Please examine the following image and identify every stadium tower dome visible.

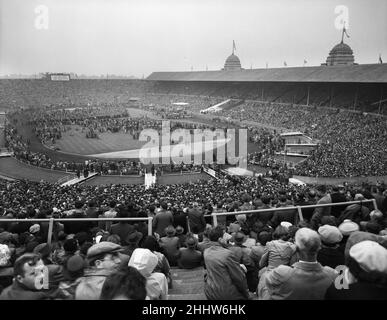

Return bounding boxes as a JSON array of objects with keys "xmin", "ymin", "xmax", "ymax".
[
  {"xmin": 325, "ymin": 25, "xmax": 355, "ymax": 66},
  {"xmin": 223, "ymin": 41, "xmax": 243, "ymax": 71}
]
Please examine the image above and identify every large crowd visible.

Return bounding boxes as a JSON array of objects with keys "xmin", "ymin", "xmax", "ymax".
[
  {"xmin": 0, "ymin": 175, "xmax": 386, "ymax": 300},
  {"xmin": 217, "ymin": 101, "xmax": 387, "ymax": 177}
]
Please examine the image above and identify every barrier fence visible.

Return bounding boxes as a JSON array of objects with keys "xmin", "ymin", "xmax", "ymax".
[
  {"xmin": 209, "ymin": 199, "xmax": 378, "ymax": 227},
  {"xmin": 0, "ymin": 217, "xmax": 153, "ymax": 245},
  {"xmin": 0, "ymin": 199, "xmax": 378, "ymax": 246}
]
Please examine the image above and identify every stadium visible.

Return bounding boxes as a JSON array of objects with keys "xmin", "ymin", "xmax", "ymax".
[{"xmin": 0, "ymin": 2, "xmax": 387, "ymax": 303}]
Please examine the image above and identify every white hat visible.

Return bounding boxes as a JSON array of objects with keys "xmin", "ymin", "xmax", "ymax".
[
  {"xmin": 280, "ymin": 221, "xmax": 293, "ymax": 229},
  {"xmin": 318, "ymin": 225, "xmax": 343, "ymax": 244},
  {"xmin": 128, "ymin": 248, "xmax": 158, "ymax": 278},
  {"xmin": 339, "ymin": 220, "xmax": 359, "ymax": 236},
  {"xmin": 349, "ymin": 240, "xmax": 387, "ymax": 274}
]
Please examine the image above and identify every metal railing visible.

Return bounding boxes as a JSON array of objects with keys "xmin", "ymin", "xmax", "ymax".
[
  {"xmin": 0, "ymin": 199, "xmax": 378, "ymax": 245},
  {"xmin": 210, "ymin": 199, "xmax": 378, "ymax": 227},
  {"xmin": 0, "ymin": 217, "xmax": 153, "ymax": 245}
]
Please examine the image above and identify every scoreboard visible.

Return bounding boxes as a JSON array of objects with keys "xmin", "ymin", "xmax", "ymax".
[{"xmin": 50, "ymin": 74, "xmax": 70, "ymax": 81}]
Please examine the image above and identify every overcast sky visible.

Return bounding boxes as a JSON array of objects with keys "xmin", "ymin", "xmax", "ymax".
[{"xmin": 0, "ymin": 0, "xmax": 386, "ymax": 77}]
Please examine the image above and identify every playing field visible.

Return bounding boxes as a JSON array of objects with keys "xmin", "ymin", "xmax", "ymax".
[{"xmin": 53, "ymin": 126, "xmax": 146, "ymax": 155}]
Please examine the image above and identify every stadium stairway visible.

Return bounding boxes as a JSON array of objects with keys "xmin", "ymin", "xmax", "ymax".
[
  {"xmin": 168, "ymin": 267, "xmax": 207, "ymax": 300},
  {"xmin": 60, "ymin": 172, "xmax": 98, "ymax": 186},
  {"xmin": 144, "ymin": 172, "xmax": 156, "ymax": 189}
]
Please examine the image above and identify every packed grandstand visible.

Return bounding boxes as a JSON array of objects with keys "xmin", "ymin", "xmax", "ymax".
[{"xmin": 1, "ymin": 36, "xmax": 387, "ymax": 300}]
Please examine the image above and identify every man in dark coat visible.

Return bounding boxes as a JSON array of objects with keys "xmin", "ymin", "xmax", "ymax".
[{"xmin": 187, "ymin": 202, "xmax": 206, "ymax": 234}]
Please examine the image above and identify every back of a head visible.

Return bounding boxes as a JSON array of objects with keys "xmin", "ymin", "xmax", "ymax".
[
  {"xmin": 316, "ymin": 185, "xmax": 327, "ymax": 194},
  {"xmin": 279, "ymin": 195, "xmax": 287, "ymax": 203},
  {"xmin": 295, "ymin": 228, "xmax": 321, "ymax": 256},
  {"xmin": 74, "ymin": 201, "xmax": 84, "ymax": 210},
  {"xmin": 100, "ymin": 265, "xmax": 147, "ymax": 300},
  {"xmin": 208, "ymin": 226, "xmax": 224, "ymax": 242},
  {"xmin": 273, "ymin": 225, "xmax": 289, "ymax": 240},
  {"xmin": 128, "ymin": 248, "xmax": 158, "ymax": 278},
  {"xmin": 261, "ymin": 196, "xmax": 271, "ymax": 205},
  {"xmin": 141, "ymin": 236, "xmax": 160, "ymax": 252},
  {"xmin": 258, "ymin": 231, "xmax": 272, "ymax": 246}
]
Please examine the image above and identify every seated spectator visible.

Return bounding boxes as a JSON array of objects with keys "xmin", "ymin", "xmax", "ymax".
[
  {"xmin": 60, "ymin": 238, "xmax": 79, "ymax": 265},
  {"xmin": 141, "ymin": 236, "xmax": 172, "ymax": 289},
  {"xmin": 58, "ymin": 254, "xmax": 86, "ymax": 299},
  {"xmin": 0, "ymin": 253, "xmax": 60, "ymax": 300},
  {"xmin": 250, "ymin": 231, "xmax": 272, "ymax": 271},
  {"xmin": 360, "ymin": 210, "xmax": 385, "ymax": 234},
  {"xmin": 317, "ymin": 225, "xmax": 345, "ymax": 268},
  {"xmin": 338, "ymin": 220, "xmax": 360, "ymax": 252},
  {"xmin": 123, "ymin": 231, "xmax": 143, "ymax": 257},
  {"xmin": 100, "ymin": 265, "xmax": 147, "ymax": 300},
  {"xmin": 177, "ymin": 237, "xmax": 203, "ymax": 269},
  {"xmin": 0, "ymin": 244, "xmax": 14, "ymax": 293},
  {"xmin": 128, "ymin": 248, "xmax": 168, "ymax": 300},
  {"xmin": 175, "ymin": 226, "xmax": 186, "ymax": 248},
  {"xmin": 262, "ymin": 228, "xmax": 337, "ymax": 300},
  {"xmin": 75, "ymin": 242, "xmax": 122, "ymax": 299},
  {"xmin": 259, "ymin": 225, "xmax": 297, "ymax": 271},
  {"xmin": 325, "ymin": 240, "xmax": 387, "ymax": 299},
  {"xmin": 159, "ymin": 226, "xmax": 180, "ymax": 266}
]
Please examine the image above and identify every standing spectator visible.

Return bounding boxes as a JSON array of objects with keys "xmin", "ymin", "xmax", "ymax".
[
  {"xmin": 330, "ymin": 186, "xmax": 348, "ymax": 218},
  {"xmin": 188, "ymin": 202, "xmax": 206, "ymax": 234},
  {"xmin": 110, "ymin": 209, "xmax": 135, "ymax": 246},
  {"xmin": 269, "ymin": 195, "xmax": 297, "ymax": 228},
  {"xmin": 203, "ymin": 226, "xmax": 249, "ymax": 300},
  {"xmin": 310, "ymin": 185, "xmax": 332, "ymax": 230},
  {"xmin": 152, "ymin": 203, "xmax": 173, "ymax": 237}
]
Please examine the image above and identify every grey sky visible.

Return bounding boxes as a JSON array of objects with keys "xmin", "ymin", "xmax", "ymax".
[{"xmin": 0, "ymin": 0, "xmax": 386, "ymax": 77}]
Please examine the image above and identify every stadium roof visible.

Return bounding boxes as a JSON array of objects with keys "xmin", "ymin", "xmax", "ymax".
[{"xmin": 147, "ymin": 63, "xmax": 387, "ymax": 83}]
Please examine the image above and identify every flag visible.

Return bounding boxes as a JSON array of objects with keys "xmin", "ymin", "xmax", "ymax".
[
  {"xmin": 284, "ymin": 61, "xmax": 287, "ymax": 66},
  {"xmin": 379, "ymin": 54, "xmax": 383, "ymax": 64},
  {"xmin": 303, "ymin": 59, "xmax": 307, "ymax": 65},
  {"xmin": 343, "ymin": 23, "xmax": 350, "ymax": 38}
]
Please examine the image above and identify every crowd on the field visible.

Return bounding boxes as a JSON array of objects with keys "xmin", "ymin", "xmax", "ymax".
[{"xmin": 0, "ymin": 175, "xmax": 386, "ymax": 300}]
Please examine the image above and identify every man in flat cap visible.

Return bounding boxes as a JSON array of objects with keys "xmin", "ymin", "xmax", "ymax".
[
  {"xmin": 75, "ymin": 242, "xmax": 122, "ymax": 300},
  {"xmin": 325, "ymin": 239, "xmax": 387, "ymax": 299}
]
